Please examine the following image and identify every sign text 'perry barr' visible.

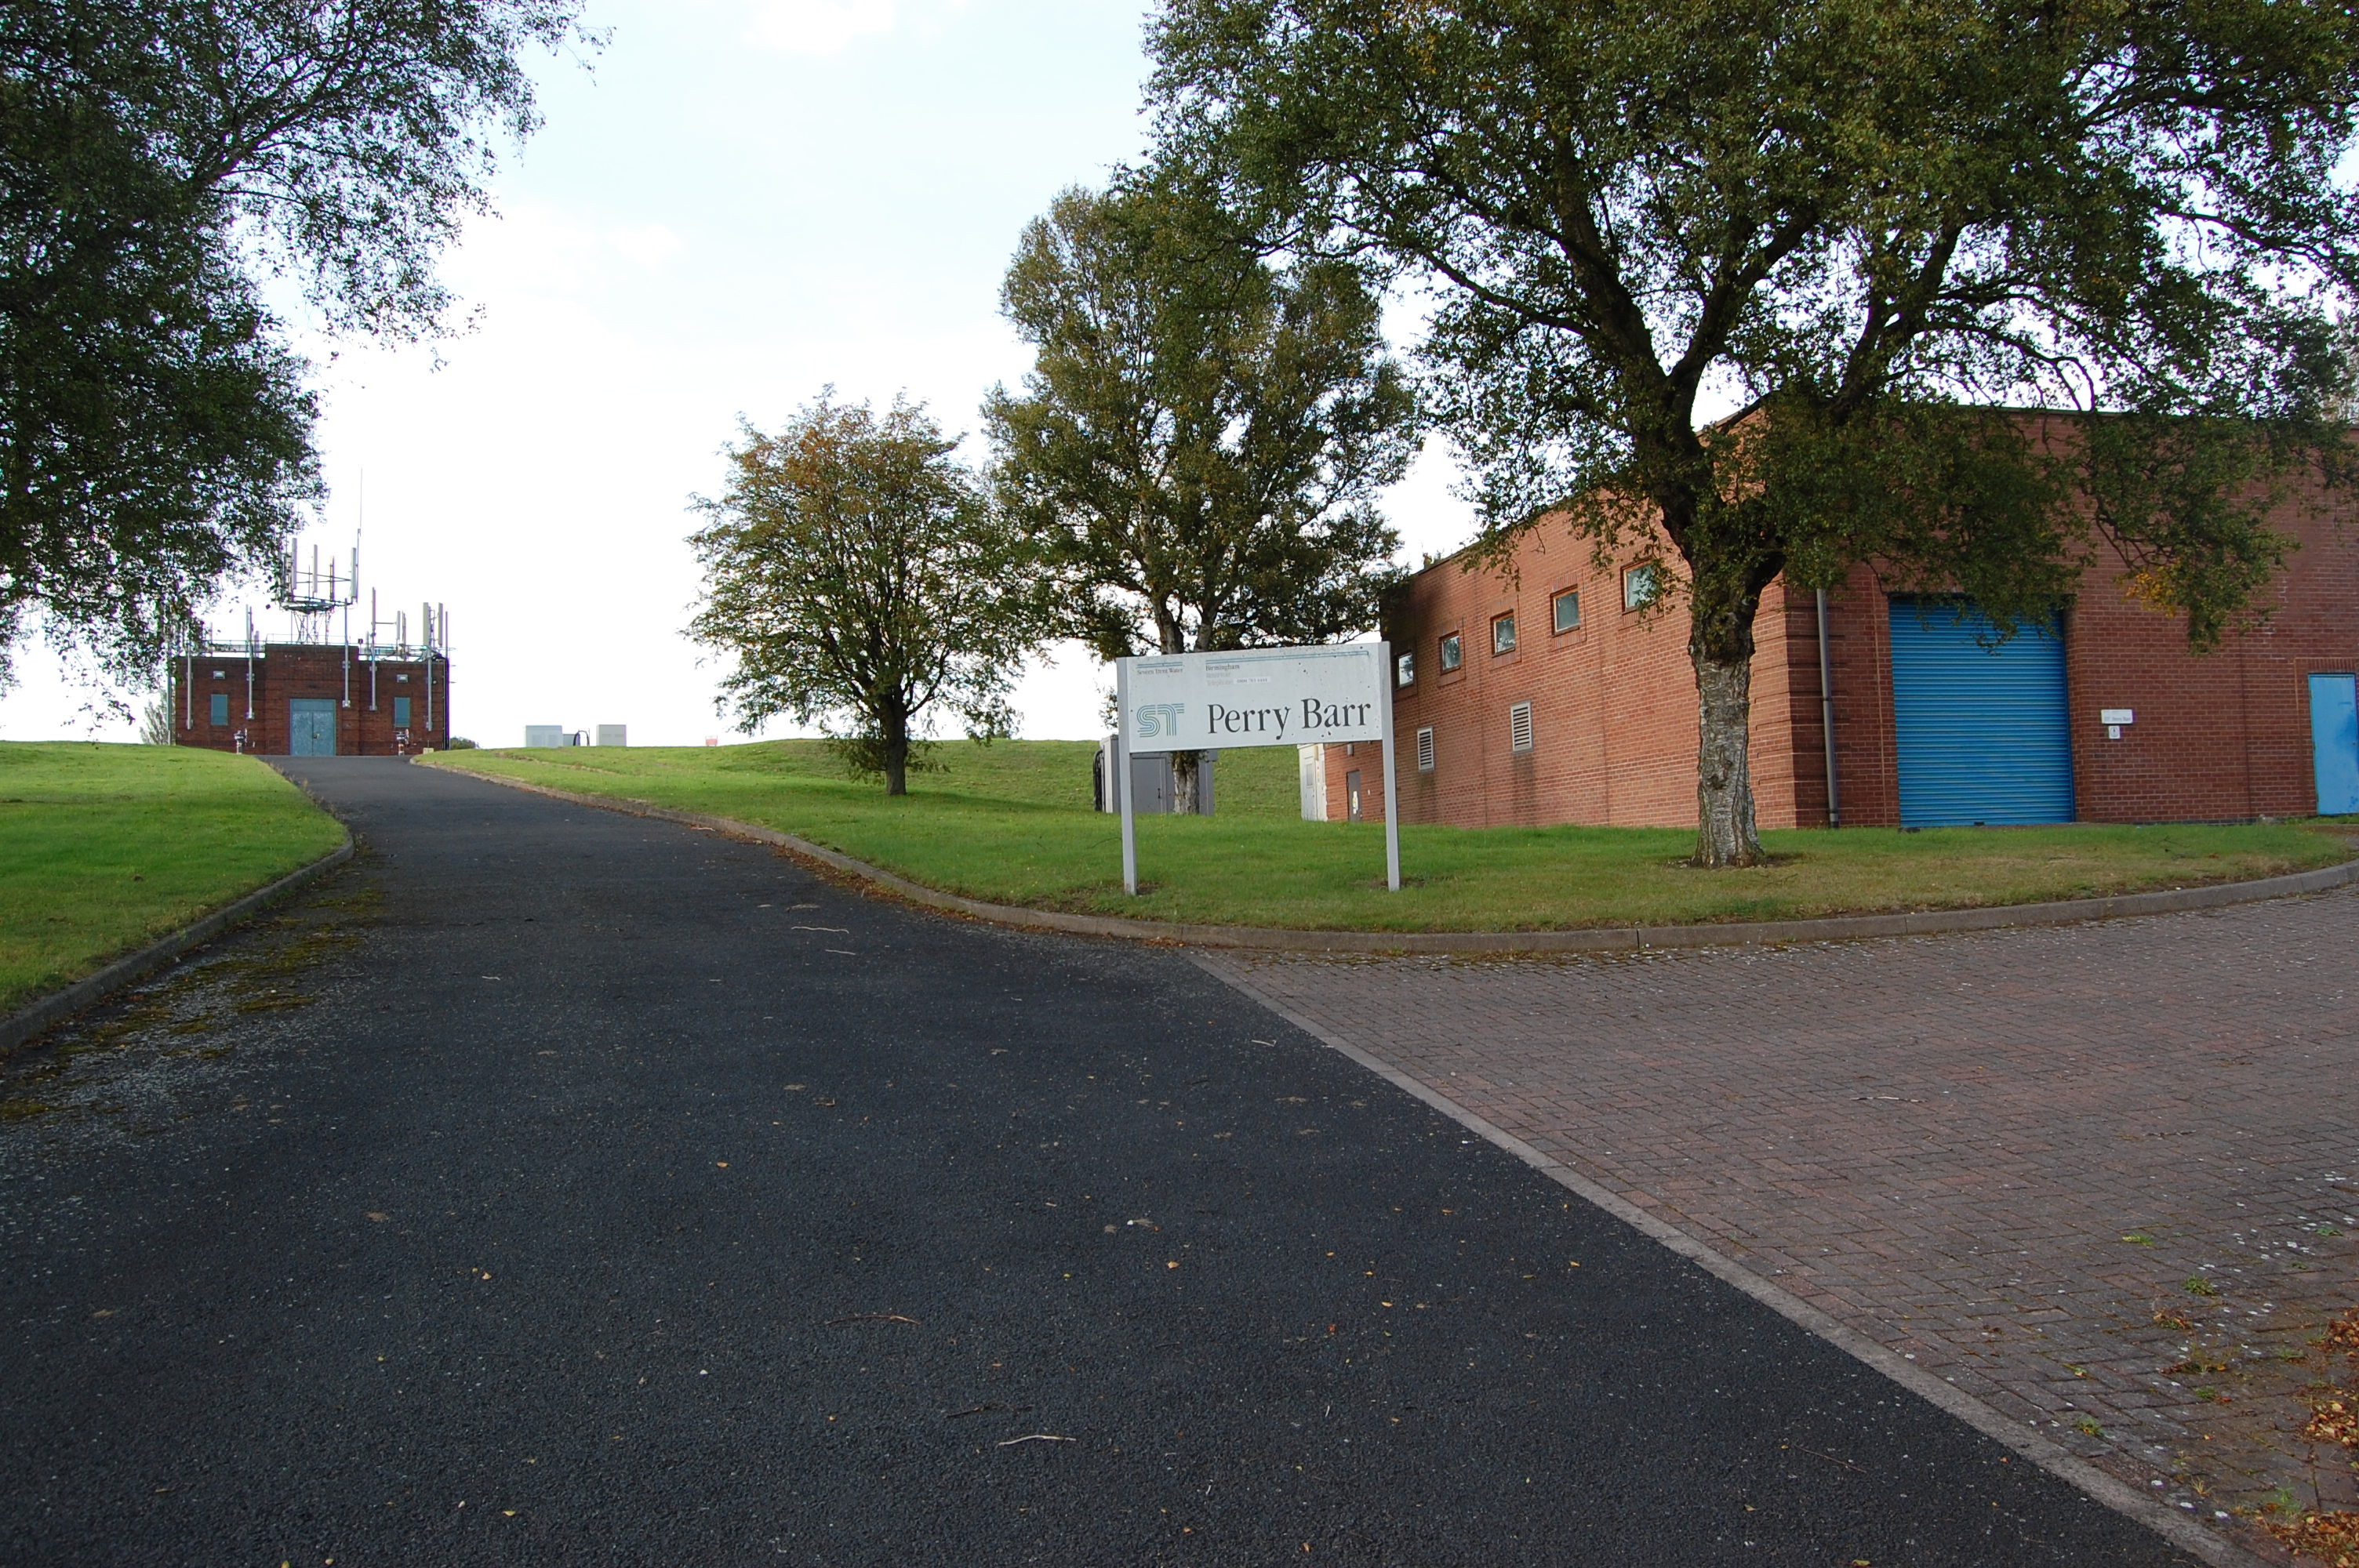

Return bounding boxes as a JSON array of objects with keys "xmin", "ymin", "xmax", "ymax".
[{"xmin": 1122, "ymin": 644, "xmax": 1385, "ymax": 752}]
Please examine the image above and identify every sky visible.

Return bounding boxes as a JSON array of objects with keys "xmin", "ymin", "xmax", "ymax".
[{"xmin": 0, "ymin": 0, "xmax": 1479, "ymax": 747}]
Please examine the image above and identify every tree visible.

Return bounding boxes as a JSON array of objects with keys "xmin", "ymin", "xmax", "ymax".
[
  {"xmin": 984, "ymin": 172, "xmax": 1419, "ymax": 811},
  {"xmin": 1150, "ymin": 0, "xmax": 2359, "ymax": 864},
  {"xmin": 0, "ymin": 0, "xmax": 592, "ymax": 688},
  {"xmin": 689, "ymin": 395, "xmax": 1052, "ymax": 797}
]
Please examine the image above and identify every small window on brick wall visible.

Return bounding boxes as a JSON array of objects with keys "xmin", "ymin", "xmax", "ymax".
[
  {"xmin": 1623, "ymin": 562, "xmax": 1662, "ymax": 611},
  {"xmin": 1396, "ymin": 651, "xmax": 1415, "ymax": 688},
  {"xmin": 1492, "ymin": 612, "xmax": 1517, "ymax": 654},
  {"xmin": 1416, "ymin": 726, "xmax": 1435, "ymax": 771},
  {"xmin": 1553, "ymin": 589, "xmax": 1580, "ymax": 633},
  {"xmin": 1510, "ymin": 701, "xmax": 1534, "ymax": 753},
  {"xmin": 1438, "ymin": 631, "xmax": 1462, "ymax": 672}
]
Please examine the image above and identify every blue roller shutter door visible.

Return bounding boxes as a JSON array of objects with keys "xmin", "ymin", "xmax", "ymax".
[{"xmin": 1888, "ymin": 597, "xmax": 2074, "ymax": 826}]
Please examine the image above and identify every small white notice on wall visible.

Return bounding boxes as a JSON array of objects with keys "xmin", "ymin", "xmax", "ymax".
[{"xmin": 2100, "ymin": 709, "xmax": 2135, "ymax": 726}]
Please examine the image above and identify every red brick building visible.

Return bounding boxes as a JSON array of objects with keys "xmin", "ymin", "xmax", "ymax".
[
  {"xmin": 1331, "ymin": 452, "xmax": 2359, "ymax": 829},
  {"xmin": 169, "ymin": 642, "xmax": 451, "ymax": 756}
]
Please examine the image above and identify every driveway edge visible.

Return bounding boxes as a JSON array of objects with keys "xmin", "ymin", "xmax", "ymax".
[
  {"xmin": 1196, "ymin": 953, "xmax": 2272, "ymax": 1568},
  {"xmin": 431, "ymin": 764, "xmax": 2359, "ymax": 953},
  {"xmin": 0, "ymin": 837, "xmax": 354, "ymax": 1057}
]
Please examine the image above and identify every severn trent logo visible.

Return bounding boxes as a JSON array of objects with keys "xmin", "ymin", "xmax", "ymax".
[{"xmin": 1134, "ymin": 702, "xmax": 1186, "ymax": 739}]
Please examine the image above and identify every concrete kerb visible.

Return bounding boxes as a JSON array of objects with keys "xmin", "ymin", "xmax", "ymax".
[
  {"xmin": 434, "ymin": 764, "xmax": 2359, "ymax": 955},
  {"xmin": 0, "ymin": 837, "xmax": 354, "ymax": 1058},
  {"xmin": 1198, "ymin": 955, "xmax": 2274, "ymax": 1568}
]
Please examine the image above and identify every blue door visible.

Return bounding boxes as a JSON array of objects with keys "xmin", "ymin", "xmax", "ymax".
[
  {"xmin": 288, "ymin": 699, "xmax": 337, "ymax": 757},
  {"xmin": 1888, "ymin": 597, "xmax": 2074, "ymax": 826},
  {"xmin": 2311, "ymin": 673, "xmax": 2359, "ymax": 815}
]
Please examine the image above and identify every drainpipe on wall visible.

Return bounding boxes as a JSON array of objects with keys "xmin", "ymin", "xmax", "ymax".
[{"xmin": 1816, "ymin": 588, "xmax": 1841, "ymax": 828}]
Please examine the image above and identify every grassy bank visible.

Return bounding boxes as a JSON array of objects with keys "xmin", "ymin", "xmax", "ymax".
[
  {"xmin": 423, "ymin": 739, "xmax": 2353, "ymax": 932},
  {"xmin": 0, "ymin": 743, "xmax": 348, "ymax": 1012}
]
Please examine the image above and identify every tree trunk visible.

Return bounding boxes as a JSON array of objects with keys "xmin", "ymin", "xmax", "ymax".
[
  {"xmin": 881, "ymin": 705, "xmax": 910, "ymax": 797},
  {"xmin": 1156, "ymin": 612, "xmax": 1206, "ymax": 815},
  {"xmin": 1171, "ymin": 749, "xmax": 1203, "ymax": 815},
  {"xmin": 1690, "ymin": 588, "xmax": 1766, "ymax": 868}
]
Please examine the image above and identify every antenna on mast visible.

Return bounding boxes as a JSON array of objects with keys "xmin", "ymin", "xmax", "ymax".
[{"xmin": 278, "ymin": 512, "xmax": 358, "ymax": 642}]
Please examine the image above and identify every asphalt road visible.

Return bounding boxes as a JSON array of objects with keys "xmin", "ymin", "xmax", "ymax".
[{"xmin": 0, "ymin": 757, "xmax": 2200, "ymax": 1566}]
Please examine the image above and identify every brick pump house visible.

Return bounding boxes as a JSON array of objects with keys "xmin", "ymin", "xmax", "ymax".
[
  {"xmin": 1325, "ymin": 430, "xmax": 2359, "ymax": 830},
  {"xmin": 170, "ymin": 630, "xmax": 449, "ymax": 757}
]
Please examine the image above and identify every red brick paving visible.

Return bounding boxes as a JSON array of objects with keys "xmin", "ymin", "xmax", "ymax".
[{"xmin": 1205, "ymin": 889, "xmax": 2359, "ymax": 1557}]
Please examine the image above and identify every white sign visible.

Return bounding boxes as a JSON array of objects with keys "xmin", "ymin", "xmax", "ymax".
[
  {"xmin": 1120, "ymin": 644, "xmax": 1386, "ymax": 753},
  {"xmin": 2099, "ymin": 709, "xmax": 2135, "ymax": 726},
  {"xmin": 1112, "ymin": 641, "xmax": 1400, "ymax": 895}
]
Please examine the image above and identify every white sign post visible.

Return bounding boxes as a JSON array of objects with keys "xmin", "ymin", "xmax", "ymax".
[{"xmin": 1115, "ymin": 641, "xmax": 1398, "ymax": 895}]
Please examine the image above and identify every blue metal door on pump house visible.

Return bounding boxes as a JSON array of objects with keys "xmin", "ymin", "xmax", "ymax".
[
  {"xmin": 2311, "ymin": 673, "xmax": 2359, "ymax": 815},
  {"xmin": 288, "ymin": 699, "xmax": 337, "ymax": 757}
]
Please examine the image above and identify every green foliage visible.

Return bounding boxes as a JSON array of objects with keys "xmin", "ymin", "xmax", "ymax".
[
  {"xmin": 0, "ymin": 31, "xmax": 316, "ymax": 688},
  {"xmin": 985, "ymin": 171, "xmax": 1419, "ymax": 662},
  {"xmin": 0, "ymin": 742, "xmax": 345, "ymax": 1011},
  {"xmin": 688, "ymin": 395, "xmax": 1055, "ymax": 796},
  {"xmin": 0, "ymin": 0, "xmax": 592, "ymax": 687},
  {"xmin": 428, "ymin": 741, "xmax": 2351, "ymax": 933},
  {"xmin": 1149, "ymin": 0, "xmax": 2359, "ymax": 862}
]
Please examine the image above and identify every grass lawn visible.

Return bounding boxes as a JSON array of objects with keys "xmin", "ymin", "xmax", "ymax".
[
  {"xmin": 423, "ymin": 739, "xmax": 2355, "ymax": 932},
  {"xmin": 0, "ymin": 743, "xmax": 348, "ymax": 1013}
]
